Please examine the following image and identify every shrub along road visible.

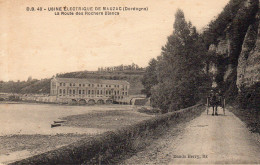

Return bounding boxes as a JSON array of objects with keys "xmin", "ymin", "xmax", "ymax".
[{"xmin": 122, "ymin": 108, "xmax": 260, "ymax": 164}]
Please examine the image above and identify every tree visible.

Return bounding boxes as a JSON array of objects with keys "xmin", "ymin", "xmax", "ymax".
[
  {"xmin": 151, "ymin": 9, "xmax": 208, "ymax": 111},
  {"xmin": 27, "ymin": 76, "xmax": 32, "ymax": 82},
  {"xmin": 142, "ymin": 58, "xmax": 158, "ymax": 97}
]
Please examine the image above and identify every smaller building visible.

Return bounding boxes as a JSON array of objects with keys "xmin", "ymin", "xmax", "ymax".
[{"xmin": 50, "ymin": 77, "xmax": 130, "ymax": 104}]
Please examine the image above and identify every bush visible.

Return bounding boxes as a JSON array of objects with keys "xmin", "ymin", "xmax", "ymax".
[
  {"xmin": 137, "ymin": 107, "xmax": 161, "ymax": 115},
  {"xmin": 234, "ymin": 83, "xmax": 260, "ymax": 133},
  {"xmin": 237, "ymin": 82, "xmax": 260, "ymax": 110},
  {"xmin": 134, "ymin": 99, "xmax": 148, "ymax": 106},
  {"xmin": 8, "ymin": 95, "xmax": 20, "ymax": 101}
]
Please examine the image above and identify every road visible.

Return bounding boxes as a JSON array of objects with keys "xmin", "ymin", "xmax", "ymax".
[{"xmin": 122, "ymin": 107, "xmax": 260, "ymax": 164}]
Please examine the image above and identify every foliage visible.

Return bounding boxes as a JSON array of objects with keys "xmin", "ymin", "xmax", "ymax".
[
  {"xmin": 202, "ymin": 0, "xmax": 246, "ymax": 47},
  {"xmin": 237, "ymin": 82, "xmax": 260, "ymax": 110},
  {"xmin": 235, "ymin": 83, "xmax": 260, "ymax": 133},
  {"xmin": 137, "ymin": 107, "xmax": 161, "ymax": 115},
  {"xmin": 0, "ymin": 79, "xmax": 50, "ymax": 94},
  {"xmin": 141, "ymin": 58, "xmax": 158, "ymax": 97},
  {"xmin": 149, "ymin": 9, "xmax": 209, "ymax": 112},
  {"xmin": 228, "ymin": 0, "xmax": 259, "ymax": 66},
  {"xmin": 8, "ymin": 95, "xmax": 20, "ymax": 101},
  {"xmin": 98, "ymin": 63, "xmax": 145, "ymax": 72}
]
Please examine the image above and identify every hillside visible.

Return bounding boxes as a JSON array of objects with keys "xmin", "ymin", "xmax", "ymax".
[
  {"xmin": 0, "ymin": 79, "xmax": 51, "ymax": 94},
  {"xmin": 204, "ymin": 0, "xmax": 259, "ymax": 103},
  {"xmin": 0, "ymin": 70, "xmax": 145, "ymax": 95}
]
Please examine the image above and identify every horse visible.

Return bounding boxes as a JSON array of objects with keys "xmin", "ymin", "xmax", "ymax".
[
  {"xmin": 211, "ymin": 95, "xmax": 219, "ymax": 116},
  {"xmin": 207, "ymin": 94, "xmax": 225, "ymax": 116}
]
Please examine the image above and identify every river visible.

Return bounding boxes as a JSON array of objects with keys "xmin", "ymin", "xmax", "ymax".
[{"xmin": 0, "ymin": 103, "xmax": 133, "ymax": 136}]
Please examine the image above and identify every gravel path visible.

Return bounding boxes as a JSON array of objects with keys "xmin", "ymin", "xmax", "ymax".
[{"xmin": 122, "ymin": 108, "xmax": 260, "ymax": 164}]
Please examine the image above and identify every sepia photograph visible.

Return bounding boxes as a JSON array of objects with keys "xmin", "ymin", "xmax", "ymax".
[{"xmin": 0, "ymin": 0, "xmax": 259, "ymax": 164}]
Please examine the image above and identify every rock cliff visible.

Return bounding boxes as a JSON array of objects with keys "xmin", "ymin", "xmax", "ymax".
[
  {"xmin": 237, "ymin": 15, "xmax": 260, "ymax": 90},
  {"xmin": 207, "ymin": 0, "xmax": 259, "ymax": 95}
]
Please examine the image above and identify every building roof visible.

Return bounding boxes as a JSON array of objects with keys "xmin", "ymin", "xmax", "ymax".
[{"xmin": 53, "ymin": 77, "xmax": 130, "ymax": 85}]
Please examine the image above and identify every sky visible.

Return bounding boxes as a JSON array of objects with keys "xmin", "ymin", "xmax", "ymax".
[{"xmin": 0, "ymin": 0, "xmax": 229, "ymax": 81}]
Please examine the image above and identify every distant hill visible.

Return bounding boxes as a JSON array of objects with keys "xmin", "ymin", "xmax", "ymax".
[
  {"xmin": 56, "ymin": 70, "xmax": 145, "ymax": 95},
  {"xmin": 0, "ymin": 70, "xmax": 145, "ymax": 95},
  {"xmin": 0, "ymin": 79, "xmax": 51, "ymax": 94}
]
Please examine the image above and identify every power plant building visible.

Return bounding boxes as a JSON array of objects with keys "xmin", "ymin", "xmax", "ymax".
[{"xmin": 50, "ymin": 77, "xmax": 130, "ymax": 104}]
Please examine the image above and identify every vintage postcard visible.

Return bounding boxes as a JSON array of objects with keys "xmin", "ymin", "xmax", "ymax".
[{"xmin": 0, "ymin": 0, "xmax": 259, "ymax": 164}]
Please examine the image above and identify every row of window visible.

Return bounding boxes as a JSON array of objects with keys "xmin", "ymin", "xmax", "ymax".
[
  {"xmin": 59, "ymin": 89, "xmax": 128, "ymax": 96},
  {"xmin": 58, "ymin": 94, "xmax": 124, "ymax": 99},
  {"xmin": 58, "ymin": 82, "xmax": 126, "ymax": 89}
]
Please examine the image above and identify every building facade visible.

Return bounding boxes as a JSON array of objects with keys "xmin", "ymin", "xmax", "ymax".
[{"xmin": 50, "ymin": 77, "xmax": 130, "ymax": 104}]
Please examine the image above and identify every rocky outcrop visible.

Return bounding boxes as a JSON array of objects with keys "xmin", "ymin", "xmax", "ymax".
[
  {"xmin": 208, "ymin": 0, "xmax": 259, "ymax": 93},
  {"xmin": 236, "ymin": 2, "xmax": 260, "ymax": 90},
  {"xmin": 216, "ymin": 39, "xmax": 230, "ymax": 57}
]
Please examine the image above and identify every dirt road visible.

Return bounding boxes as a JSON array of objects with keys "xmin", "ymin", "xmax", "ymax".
[{"xmin": 122, "ymin": 107, "xmax": 260, "ymax": 164}]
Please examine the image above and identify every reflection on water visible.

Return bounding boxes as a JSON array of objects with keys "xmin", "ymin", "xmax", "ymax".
[{"xmin": 0, "ymin": 103, "xmax": 132, "ymax": 136}]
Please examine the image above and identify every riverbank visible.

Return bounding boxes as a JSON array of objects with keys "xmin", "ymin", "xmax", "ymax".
[
  {"xmin": 0, "ymin": 103, "xmax": 152, "ymax": 164},
  {"xmin": 0, "ymin": 134, "xmax": 90, "ymax": 164},
  {"xmin": 10, "ymin": 104, "xmax": 204, "ymax": 164}
]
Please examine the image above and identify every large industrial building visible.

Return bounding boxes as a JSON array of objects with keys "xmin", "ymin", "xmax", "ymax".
[{"xmin": 50, "ymin": 77, "xmax": 130, "ymax": 104}]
